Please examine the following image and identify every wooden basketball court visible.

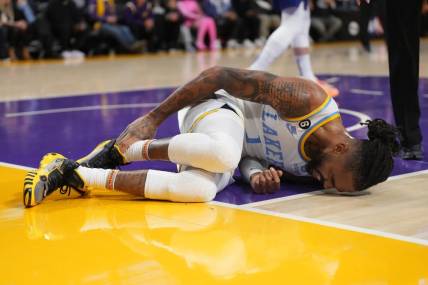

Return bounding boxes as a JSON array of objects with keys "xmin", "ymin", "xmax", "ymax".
[{"xmin": 1, "ymin": 40, "xmax": 427, "ymax": 284}]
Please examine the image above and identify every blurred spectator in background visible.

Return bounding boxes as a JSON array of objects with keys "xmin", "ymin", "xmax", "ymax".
[
  {"xmin": 0, "ymin": 6, "xmax": 9, "ymax": 59},
  {"xmin": 0, "ymin": 0, "xmax": 35, "ymax": 59},
  {"xmin": 160, "ymin": 0, "xmax": 182, "ymax": 51},
  {"xmin": 421, "ymin": 0, "xmax": 428, "ymax": 36},
  {"xmin": 177, "ymin": 0, "xmax": 217, "ymax": 51},
  {"xmin": 88, "ymin": 0, "xmax": 144, "ymax": 52},
  {"xmin": 202, "ymin": 0, "xmax": 240, "ymax": 48},
  {"xmin": 255, "ymin": 0, "xmax": 279, "ymax": 47},
  {"xmin": 232, "ymin": 0, "xmax": 259, "ymax": 47},
  {"xmin": 358, "ymin": 0, "xmax": 384, "ymax": 52},
  {"xmin": 45, "ymin": 0, "xmax": 87, "ymax": 58},
  {"xmin": 123, "ymin": 0, "xmax": 159, "ymax": 52},
  {"xmin": 310, "ymin": 0, "xmax": 342, "ymax": 42}
]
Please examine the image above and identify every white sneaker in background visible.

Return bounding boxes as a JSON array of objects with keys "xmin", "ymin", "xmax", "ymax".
[
  {"xmin": 226, "ymin": 39, "xmax": 240, "ymax": 49},
  {"xmin": 243, "ymin": 39, "xmax": 255, "ymax": 49},
  {"xmin": 71, "ymin": 50, "xmax": 85, "ymax": 58},
  {"xmin": 61, "ymin": 50, "xmax": 73, "ymax": 59},
  {"xmin": 254, "ymin": 38, "xmax": 265, "ymax": 48},
  {"xmin": 212, "ymin": 40, "xmax": 222, "ymax": 50}
]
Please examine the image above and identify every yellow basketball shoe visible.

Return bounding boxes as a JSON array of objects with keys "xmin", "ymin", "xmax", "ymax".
[
  {"xmin": 77, "ymin": 139, "xmax": 127, "ymax": 169},
  {"xmin": 23, "ymin": 153, "xmax": 85, "ymax": 208}
]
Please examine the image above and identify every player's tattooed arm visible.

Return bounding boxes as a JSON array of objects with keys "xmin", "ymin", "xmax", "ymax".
[
  {"xmin": 117, "ymin": 66, "xmax": 325, "ymax": 149},
  {"xmin": 148, "ymin": 66, "xmax": 325, "ymax": 122}
]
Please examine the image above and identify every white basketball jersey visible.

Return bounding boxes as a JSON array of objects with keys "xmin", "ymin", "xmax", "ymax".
[{"xmin": 214, "ymin": 89, "xmax": 341, "ymax": 177}]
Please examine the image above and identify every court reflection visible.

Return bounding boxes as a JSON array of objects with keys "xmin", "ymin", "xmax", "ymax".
[
  {"xmin": 0, "ymin": 166, "xmax": 427, "ymax": 284},
  {"xmin": 19, "ymin": 193, "xmax": 428, "ymax": 284}
]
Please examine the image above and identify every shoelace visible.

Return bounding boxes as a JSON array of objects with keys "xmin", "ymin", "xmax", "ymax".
[
  {"xmin": 59, "ymin": 185, "xmax": 72, "ymax": 196},
  {"xmin": 47, "ymin": 169, "xmax": 77, "ymax": 197},
  {"xmin": 45, "ymin": 171, "xmax": 65, "ymax": 196}
]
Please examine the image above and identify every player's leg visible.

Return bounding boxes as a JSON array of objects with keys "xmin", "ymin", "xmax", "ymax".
[
  {"xmin": 249, "ymin": 5, "xmax": 302, "ymax": 71},
  {"xmin": 291, "ymin": 6, "xmax": 339, "ymax": 97},
  {"xmin": 82, "ymin": 106, "xmax": 243, "ymax": 201},
  {"xmin": 23, "ymin": 153, "xmax": 234, "ymax": 207},
  {"xmin": 23, "ymin": 105, "xmax": 244, "ymax": 207},
  {"xmin": 114, "ymin": 166, "xmax": 233, "ymax": 202},
  {"xmin": 78, "ymin": 106, "xmax": 243, "ymax": 174},
  {"xmin": 291, "ymin": 4, "xmax": 317, "ymax": 81},
  {"xmin": 119, "ymin": 106, "xmax": 244, "ymax": 173}
]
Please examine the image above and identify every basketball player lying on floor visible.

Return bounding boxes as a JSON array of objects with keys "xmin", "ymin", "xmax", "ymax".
[{"xmin": 23, "ymin": 67, "xmax": 400, "ymax": 207}]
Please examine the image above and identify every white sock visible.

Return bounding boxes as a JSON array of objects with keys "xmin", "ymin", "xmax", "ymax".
[
  {"xmin": 75, "ymin": 166, "xmax": 111, "ymax": 189},
  {"xmin": 123, "ymin": 140, "xmax": 147, "ymax": 162},
  {"xmin": 295, "ymin": 53, "xmax": 317, "ymax": 81}
]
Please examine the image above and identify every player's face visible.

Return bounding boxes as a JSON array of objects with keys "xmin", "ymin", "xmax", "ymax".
[{"xmin": 307, "ymin": 152, "xmax": 356, "ymax": 192}]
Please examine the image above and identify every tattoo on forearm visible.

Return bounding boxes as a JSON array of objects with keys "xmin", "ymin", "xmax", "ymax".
[{"xmin": 150, "ymin": 66, "xmax": 318, "ymax": 122}]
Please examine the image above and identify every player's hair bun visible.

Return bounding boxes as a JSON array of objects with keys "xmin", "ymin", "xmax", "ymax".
[{"xmin": 361, "ymin": 119, "xmax": 401, "ymax": 156}]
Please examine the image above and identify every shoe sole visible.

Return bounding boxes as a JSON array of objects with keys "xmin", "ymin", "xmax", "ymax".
[{"xmin": 23, "ymin": 153, "xmax": 66, "ymax": 208}]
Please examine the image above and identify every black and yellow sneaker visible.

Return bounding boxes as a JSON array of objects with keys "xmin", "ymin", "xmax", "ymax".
[
  {"xmin": 77, "ymin": 139, "xmax": 127, "ymax": 169},
  {"xmin": 23, "ymin": 153, "xmax": 85, "ymax": 208}
]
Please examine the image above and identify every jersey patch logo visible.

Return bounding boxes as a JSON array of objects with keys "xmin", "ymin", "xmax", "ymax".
[
  {"xmin": 286, "ymin": 123, "xmax": 297, "ymax": 136},
  {"xmin": 299, "ymin": 119, "xmax": 311, "ymax": 129}
]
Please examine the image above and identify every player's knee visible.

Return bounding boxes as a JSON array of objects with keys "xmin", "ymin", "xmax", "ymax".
[
  {"xmin": 209, "ymin": 132, "xmax": 241, "ymax": 173},
  {"xmin": 170, "ymin": 171, "xmax": 217, "ymax": 202}
]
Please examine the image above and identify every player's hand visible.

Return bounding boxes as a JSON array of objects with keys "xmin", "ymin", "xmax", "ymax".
[
  {"xmin": 116, "ymin": 113, "xmax": 159, "ymax": 152},
  {"xmin": 250, "ymin": 167, "xmax": 283, "ymax": 194}
]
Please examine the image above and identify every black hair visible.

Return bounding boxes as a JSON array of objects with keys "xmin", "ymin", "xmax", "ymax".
[{"xmin": 352, "ymin": 119, "xmax": 401, "ymax": 191}]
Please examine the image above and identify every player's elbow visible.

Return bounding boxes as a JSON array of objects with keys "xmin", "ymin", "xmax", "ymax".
[{"xmin": 200, "ymin": 66, "xmax": 225, "ymax": 79}]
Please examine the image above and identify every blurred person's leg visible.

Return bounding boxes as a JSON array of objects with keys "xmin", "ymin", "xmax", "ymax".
[
  {"xmin": 322, "ymin": 15, "xmax": 342, "ymax": 41},
  {"xmin": 180, "ymin": 25, "xmax": 194, "ymax": 52},
  {"xmin": 153, "ymin": 14, "xmax": 166, "ymax": 50},
  {"xmin": 244, "ymin": 15, "xmax": 260, "ymax": 42},
  {"xmin": 249, "ymin": 3, "xmax": 305, "ymax": 70},
  {"xmin": 195, "ymin": 18, "xmax": 209, "ymax": 50},
  {"xmin": 54, "ymin": 24, "xmax": 73, "ymax": 52},
  {"xmin": 118, "ymin": 25, "xmax": 137, "ymax": 45},
  {"xmin": 385, "ymin": 0, "xmax": 423, "ymax": 159},
  {"xmin": 100, "ymin": 24, "xmax": 136, "ymax": 51},
  {"xmin": 6, "ymin": 27, "xmax": 16, "ymax": 60},
  {"xmin": 223, "ymin": 17, "xmax": 240, "ymax": 48},
  {"xmin": 0, "ymin": 26, "xmax": 9, "ymax": 60},
  {"xmin": 359, "ymin": 0, "xmax": 372, "ymax": 52},
  {"xmin": 310, "ymin": 17, "xmax": 327, "ymax": 41},
  {"xmin": 205, "ymin": 17, "xmax": 217, "ymax": 50},
  {"xmin": 34, "ymin": 16, "xmax": 56, "ymax": 58},
  {"xmin": 258, "ymin": 14, "xmax": 270, "ymax": 40},
  {"xmin": 164, "ymin": 18, "xmax": 180, "ymax": 50},
  {"xmin": 12, "ymin": 28, "xmax": 27, "ymax": 59}
]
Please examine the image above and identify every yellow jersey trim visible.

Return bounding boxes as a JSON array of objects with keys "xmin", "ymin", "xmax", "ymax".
[
  {"xmin": 187, "ymin": 109, "xmax": 220, "ymax": 133},
  {"xmin": 284, "ymin": 96, "xmax": 332, "ymax": 122},
  {"xmin": 299, "ymin": 113, "xmax": 341, "ymax": 161}
]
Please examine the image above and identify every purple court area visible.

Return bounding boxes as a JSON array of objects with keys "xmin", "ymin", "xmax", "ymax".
[{"xmin": 1, "ymin": 75, "xmax": 428, "ymax": 205}]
